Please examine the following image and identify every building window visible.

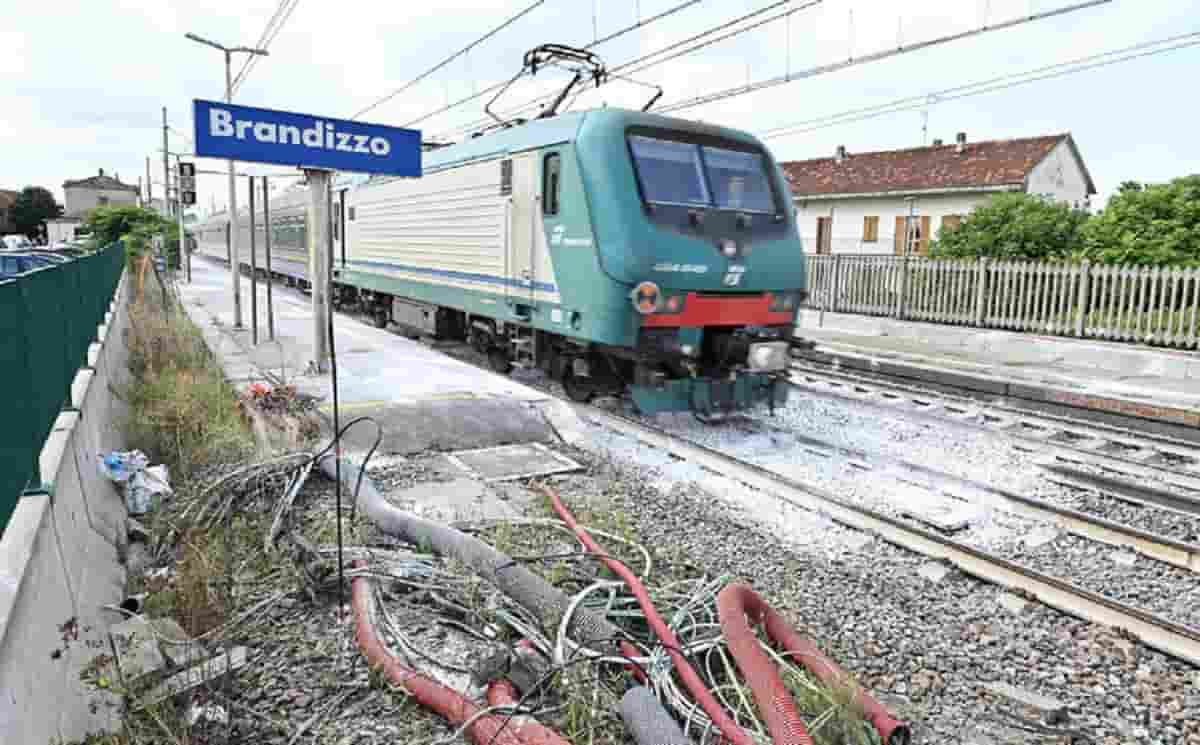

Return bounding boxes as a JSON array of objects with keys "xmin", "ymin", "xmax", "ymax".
[
  {"xmin": 500, "ymin": 160, "xmax": 513, "ymax": 195},
  {"xmin": 862, "ymin": 216, "xmax": 879, "ymax": 243},
  {"xmin": 543, "ymin": 153, "xmax": 561, "ymax": 216},
  {"xmin": 816, "ymin": 216, "xmax": 833, "ymax": 255},
  {"xmin": 941, "ymin": 214, "xmax": 963, "ymax": 233},
  {"xmin": 98, "ymin": 196, "xmax": 109, "ymax": 206}
]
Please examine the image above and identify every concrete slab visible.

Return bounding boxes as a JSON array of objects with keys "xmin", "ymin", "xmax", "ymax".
[
  {"xmin": 178, "ymin": 257, "xmax": 584, "ymax": 455},
  {"xmin": 109, "ymin": 616, "xmax": 166, "ymax": 681},
  {"xmin": 388, "ymin": 478, "xmax": 529, "ymax": 523},
  {"xmin": 330, "ymin": 398, "xmax": 558, "ymax": 456},
  {"xmin": 444, "ymin": 443, "xmax": 582, "ymax": 482}
]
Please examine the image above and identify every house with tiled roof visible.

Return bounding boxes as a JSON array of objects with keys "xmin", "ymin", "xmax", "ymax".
[
  {"xmin": 62, "ymin": 168, "xmax": 139, "ymax": 218},
  {"xmin": 781, "ymin": 133, "xmax": 1096, "ymax": 255}
]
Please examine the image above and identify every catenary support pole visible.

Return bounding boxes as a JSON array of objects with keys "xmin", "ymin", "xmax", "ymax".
[
  {"xmin": 145, "ymin": 156, "xmax": 152, "ymax": 208},
  {"xmin": 249, "ymin": 175, "xmax": 258, "ymax": 345},
  {"xmin": 161, "ymin": 107, "xmax": 170, "ymax": 219},
  {"xmin": 307, "ymin": 169, "xmax": 331, "ymax": 372},
  {"xmin": 179, "ymin": 166, "xmax": 188, "ymax": 282},
  {"xmin": 226, "ymin": 49, "xmax": 242, "ymax": 328},
  {"xmin": 263, "ymin": 176, "xmax": 274, "ymax": 341}
]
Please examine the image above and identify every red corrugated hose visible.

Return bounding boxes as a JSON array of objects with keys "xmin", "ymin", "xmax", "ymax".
[
  {"xmin": 541, "ymin": 485, "xmax": 761, "ymax": 745},
  {"xmin": 350, "ymin": 562, "xmax": 571, "ymax": 745},
  {"xmin": 716, "ymin": 584, "xmax": 910, "ymax": 745},
  {"xmin": 542, "ymin": 484, "xmax": 910, "ymax": 745}
]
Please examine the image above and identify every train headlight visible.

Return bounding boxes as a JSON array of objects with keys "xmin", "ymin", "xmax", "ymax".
[
  {"xmin": 747, "ymin": 341, "xmax": 789, "ymax": 372},
  {"xmin": 631, "ymin": 281, "xmax": 661, "ymax": 314},
  {"xmin": 719, "ymin": 239, "xmax": 738, "ymax": 258}
]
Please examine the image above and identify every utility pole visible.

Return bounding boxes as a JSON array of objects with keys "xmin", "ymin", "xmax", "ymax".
[
  {"xmin": 162, "ymin": 107, "xmax": 171, "ymax": 218},
  {"xmin": 145, "ymin": 157, "xmax": 152, "ymax": 210},
  {"xmin": 224, "ymin": 50, "xmax": 240, "ymax": 327},
  {"xmin": 307, "ymin": 169, "xmax": 331, "ymax": 372},
  {"xmin": 179, "ymin": 164, "xmax": 188, "ymax": 282},
  {"xmin": 184, "ymin": 32, "xmax": 269, "ymax": 330}
]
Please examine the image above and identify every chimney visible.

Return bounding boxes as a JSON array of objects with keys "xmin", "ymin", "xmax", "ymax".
[
  {"xmin": 98, "ymin": 168, "xmax": 105, "ymax": 177},
  {"xmin": 835, "ymin": 145, "xmax": 847, "ymax": 163},
  {"xmin": 956, "ymin": 132, "xmax": 967, "ymax": 153},
  {"xmin": 932, "ymin": 138, "xmax": 943, "ymax": 147}
]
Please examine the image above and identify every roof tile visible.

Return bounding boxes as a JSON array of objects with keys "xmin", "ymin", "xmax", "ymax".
[{"xmin": 782, "ymin": 134, "xmax": 1072, "ymax": 197}]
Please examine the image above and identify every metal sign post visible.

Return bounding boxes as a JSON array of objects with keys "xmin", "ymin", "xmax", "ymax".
[
  {"xmin": 248, "ymin": 175, "xmax": 258, "ymax": 345},
  {"xmin": 192, "ymin": 98, "xmax": 421, "ymax": 372},
  {"xmin": 263, "ymin": 176, "xmax": 274, "ymax": 341},
  {"xmin": 306, "ymin": 169, "xmax": 332, "ymax": 372}
]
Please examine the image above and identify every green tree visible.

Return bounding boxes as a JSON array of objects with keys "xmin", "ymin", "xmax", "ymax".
[
  {"xmin": 84, "ymin": 204, "xmax": 182, "ymax": 266},
  {"xmin": 932, "ymin": 192, "xmax": 1089, "ymax": 261},
  {"xmin": 11, "ymin": 186, "xmax": 63, "ymax": 239},
  {"xmin": 1080, "ymin": 175, "xmax": 1200, "ymax": 266}
]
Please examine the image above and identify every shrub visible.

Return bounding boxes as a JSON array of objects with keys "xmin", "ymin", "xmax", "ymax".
[
  {"xmin": 1080, "ymin": 176, "xmax": 1200, "ymax": 266},
  {"xmin": 932, "ymin": 193, "xmax": 1089, "ymax": 261}
]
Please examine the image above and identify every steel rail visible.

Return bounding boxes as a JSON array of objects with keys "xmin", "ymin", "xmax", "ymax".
[
  {"xmin": 577, "ymin": 407, "xmax": 1200, "ymax": 666},
  {"xmin": 788, "ymin": 357, "xmax": 1200, "ymax": 461},
  {"xmin": 766, "ymin": 423, "xmax": 1200, "ymax": 573},
  {"xmin": 1041, "ymin": 463, "xmax": 1200, "ymax": 521},
  {"xmin": 786, "ymin": 365, "xmax": 1200, "ymax": 494}
]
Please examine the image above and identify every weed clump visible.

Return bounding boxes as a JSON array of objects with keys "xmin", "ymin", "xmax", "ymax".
[{"xmin": 123, "ymin": 272, "xmax": 252, "ymax": 479}]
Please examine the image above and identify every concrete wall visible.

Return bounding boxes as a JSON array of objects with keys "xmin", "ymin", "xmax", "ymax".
[
  {"xmin": 796, "ymin": 192, "xmax": 995, "ymax": 255},
  {"xmin": 0, "ymin": 274, "xmax": 131, "ymax": 744},
  {"xmin": 64, "ymin": 186, "xmax": 138, "ymax": 219}
]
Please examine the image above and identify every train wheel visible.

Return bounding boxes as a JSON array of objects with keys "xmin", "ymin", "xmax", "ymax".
[
  {"xmin": 562, "ymin": 371, "xmax": 594, "ymax": 403},
  {"xmin": 488, "ymin": 348, "xmax": 512, "ymax": 375},
  {"xmin": 372, "ymin": 311, "xmax": 388, "ymax": 329}
]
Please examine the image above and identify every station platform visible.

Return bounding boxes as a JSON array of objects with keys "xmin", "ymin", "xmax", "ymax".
[
  {"xmin": 794, "ymin": 310, "xmax": 1200, "ymax": 440},
  {"xmin": 176, "ymin": 256, "xmax": 584, "ymax": 454}
]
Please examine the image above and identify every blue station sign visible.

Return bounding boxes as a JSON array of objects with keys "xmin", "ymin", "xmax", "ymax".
[{"xmin": 192, "ymin": 99, "xmax": 421, "ymax": 177}]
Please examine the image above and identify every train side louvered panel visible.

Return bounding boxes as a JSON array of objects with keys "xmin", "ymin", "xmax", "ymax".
[{"xmin": 348, "ymin": 160, "xmax": 506, "ymax": 290}]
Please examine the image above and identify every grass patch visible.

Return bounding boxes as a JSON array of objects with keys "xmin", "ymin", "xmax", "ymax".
[{"xmin": 123, "ymin": 270, "xmax": 253, "ymax": 480}]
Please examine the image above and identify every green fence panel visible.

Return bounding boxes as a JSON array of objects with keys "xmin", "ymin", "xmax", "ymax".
[
  {"xmin": 0, "ymin": 243, "xmax": 125, "ymax": 537},
  {"xmin": 0, "ymin": 280, "xmax": 36, "ymax": 535}
]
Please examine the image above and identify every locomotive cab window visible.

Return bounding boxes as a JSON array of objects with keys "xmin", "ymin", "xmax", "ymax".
[
  {"xmin": 627, "ymin": 131, "xmax": 779, "ymax": 214},
  {"xmin": 543, "ymin": 153, "xmax": 561, "ymax": 215}
]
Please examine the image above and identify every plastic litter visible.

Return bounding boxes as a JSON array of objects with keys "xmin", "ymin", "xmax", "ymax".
[{"xmin": 99, "ymin": 451, "xmax": 172, "ymax": 515}]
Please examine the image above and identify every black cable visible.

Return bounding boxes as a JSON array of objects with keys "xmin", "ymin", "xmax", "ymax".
[
  {"xmin": 351, "ymin": 0, "xmax": 549, "ymax": 120},
  {"xmin": 435, "ymin": 0, "xmax": 805, "ymax": 140}
]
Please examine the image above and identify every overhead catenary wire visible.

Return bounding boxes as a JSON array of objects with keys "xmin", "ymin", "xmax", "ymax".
[
  {"xmin": 432, "ymin": 0, "xmax": 811, "ymax": 141},
  {"xmin": 230, "ymin": 0, "xmax": 290, "ymax": 89},
  {"xmin": 231, "ymin": 0, "xmax": 303, "ymax": 96},
  {"xmin": 757, "ymin": 30, "xmax": 1200, "ymax": 139},
  {"xmin": 350, "ymin": 0, "xmax": 549, "ymax": 120},
  {"xmin": 399, "ymin": 0, "xmax": 709, "ymax": 131},
  {"xmin": 653, "ymin": 0, "xmax": 1113, "ymax": 115}
]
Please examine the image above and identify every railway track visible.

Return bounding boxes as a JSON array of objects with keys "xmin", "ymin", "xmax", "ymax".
[
  {"xmin": 350, "ymin": 307, "xmax": 1200, "ymax": 667},
  {"xmin": 787, "ymin": 360, "xmax": 1200, "ymax": 502},
  {"xmin": 751, "ymin": 419, "xmax": 1200, "ymax": 573},
  {"xmin": 574, "ymin": 404, "xmax": 1200, "ymax": 668}
]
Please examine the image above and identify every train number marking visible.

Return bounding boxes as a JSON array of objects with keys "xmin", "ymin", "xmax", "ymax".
[{"xmin": 723, "ymin": 265, "xmax": 746, "ymax": 286}]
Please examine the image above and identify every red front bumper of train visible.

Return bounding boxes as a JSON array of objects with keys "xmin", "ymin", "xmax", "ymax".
[{"xmin": 641, "ymin": 292, "xmax": 796, "ymax": 328}]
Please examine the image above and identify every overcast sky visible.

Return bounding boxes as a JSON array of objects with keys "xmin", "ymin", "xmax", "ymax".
[{"xmin": 3, "ymin": 0, "xmax": 1198, "ymax": 211}]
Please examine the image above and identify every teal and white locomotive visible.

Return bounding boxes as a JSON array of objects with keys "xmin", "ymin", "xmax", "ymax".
[{"xmin": 198, "ymin": 100, "xmax": 807, "ymax": 417}]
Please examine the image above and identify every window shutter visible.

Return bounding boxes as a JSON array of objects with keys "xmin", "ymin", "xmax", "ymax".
[
  {"xmin": 894, "ymin": 217, "xmax": 906, "ymax": 255},
  {"xmin": 920, "ymin": 216, "xmax": 931, "ymax": 255}
]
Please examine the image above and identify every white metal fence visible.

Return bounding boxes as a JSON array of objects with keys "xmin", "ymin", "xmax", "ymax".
[{"xmin": 804, "ymin": 255, "xmax": 1200, "ymax": 349}]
